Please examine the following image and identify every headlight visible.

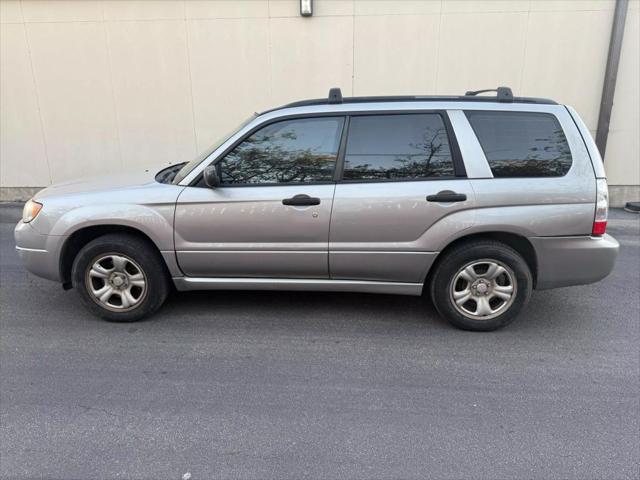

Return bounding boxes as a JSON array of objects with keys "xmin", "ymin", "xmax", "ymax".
[{"xmin": 22, "ymin": 199, "xmax": 43, "ymax": 223}]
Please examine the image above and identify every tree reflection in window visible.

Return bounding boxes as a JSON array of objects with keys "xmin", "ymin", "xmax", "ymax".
[
  {"xmin": 343, "ymin": 114, "xmax": 455, "ymax": 180},
  {"xmin": 220, "ymin": 117, "xmax": 343, "ymax": 185},
  {"xmin": 465, "ymin": 111, "xmax": 573, "ymax": 178}
]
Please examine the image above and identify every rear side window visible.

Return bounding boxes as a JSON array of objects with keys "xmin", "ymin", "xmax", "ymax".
[
  {"xmin": 343, "ymin": 114, "xmax": 455, "ymax": 181},
  {"xmin": 465, "ymin": 111, "xmax": 572, "ymax": 177}
]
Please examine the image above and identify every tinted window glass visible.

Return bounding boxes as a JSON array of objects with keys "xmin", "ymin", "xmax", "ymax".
[
  {"xmin": 465, "ymin": 111, "xmax": 572, "ymax": 177},
  {"xmin": 343, "ymin": 114, "xmax": 455, "ymax": 180},
  {"xmin": 219, "ymin": 117, "xmax": 343, "ymax": 184},
  {"xmin": 172, "ymin": 113, "xmax": 257, "ymax": 185}
]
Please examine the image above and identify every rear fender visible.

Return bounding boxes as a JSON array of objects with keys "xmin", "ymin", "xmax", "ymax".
[{"xmin": 427, "ymin": 203, "xmax": 594, "ymax": 253}]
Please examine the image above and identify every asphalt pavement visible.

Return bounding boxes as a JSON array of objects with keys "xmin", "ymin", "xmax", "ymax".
[{"xmin": 1, "ymin": 204, "xmax": 638, "ymax": 480}]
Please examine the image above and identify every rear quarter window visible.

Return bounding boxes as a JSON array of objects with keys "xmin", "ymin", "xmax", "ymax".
[{"xmin": 465, "ymin": 111, "xmax": 572, "ymax": 177}]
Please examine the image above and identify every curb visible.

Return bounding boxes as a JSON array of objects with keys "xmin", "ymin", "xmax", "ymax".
[{"xmin": 624, "ymin": 202, "xmax": 640, "ymax": 213}]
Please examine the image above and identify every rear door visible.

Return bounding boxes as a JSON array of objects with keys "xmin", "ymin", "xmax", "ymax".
[
  {"xmin": 329, "ymin": 112, "xmax": 474, "ymax": 283},
  {"xmin": 175, "ymin": 116, "xmax": 344, "ymax": 278}
]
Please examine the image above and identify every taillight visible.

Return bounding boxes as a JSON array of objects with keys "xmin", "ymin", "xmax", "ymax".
[{"xmin": 593, "ymin": 178, "xmax": 608, "ymax": 236}]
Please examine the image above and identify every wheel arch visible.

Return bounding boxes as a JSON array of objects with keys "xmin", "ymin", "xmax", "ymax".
[
  {"xmin": 425, "ymin": 231, "xmax": 538, "ymax": 293},
  {"xmin": 59, "ymin": 225, "xmax": 173, "ymax": 288}
]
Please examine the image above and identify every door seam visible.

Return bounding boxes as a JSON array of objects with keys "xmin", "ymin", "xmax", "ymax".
[
  {"xmin": 327, "ymin": 183, "xmax": 337, "ymax": 279},
  {"xmin": 172, "ymin": 186, "xmax": 188, "ymax": 277}
]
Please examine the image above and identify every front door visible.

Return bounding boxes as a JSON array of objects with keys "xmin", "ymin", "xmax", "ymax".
[
  {"xmin": 329, "ymin": 113, "xmax": 474, "ymax": 283},
  {"xmin": 174, "ymin": 116, "xmax": 345, "ymax": 278}
]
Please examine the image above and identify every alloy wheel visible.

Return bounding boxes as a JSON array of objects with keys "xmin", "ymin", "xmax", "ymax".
[
  {"xmin": 449, "ymin": 259, "xmax": 517, "ymax": 320},
  {"xmin": 85, "ymin": 254, "xmax": 147, "ymax": 312}
]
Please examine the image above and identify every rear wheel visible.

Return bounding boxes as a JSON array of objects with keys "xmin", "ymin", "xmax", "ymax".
[
  {"xmin": 429, "ymin": 240, "xmax": 533, "ymax": 331},
  {"xmin": 71, "ymin": 234, "xmax": 169, "ymax": 322}
]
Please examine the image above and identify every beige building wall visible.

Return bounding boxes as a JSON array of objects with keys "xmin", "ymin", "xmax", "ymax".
[
  {"xmin": 0, "ymin": 0, "xmax": 638, "ymax": 205},
  {"xmin": 605, "ymin": 0, "xmax": 639, "ymax": 205}
]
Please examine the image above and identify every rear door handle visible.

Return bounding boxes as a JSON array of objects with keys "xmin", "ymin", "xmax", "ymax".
[
  {"xmin": 426, "ymin": 190, "xmax": 467, "ymax": 203},
  {"xmin": 282, "ymin": 194, "xmax": 321, "ymax": 206}
]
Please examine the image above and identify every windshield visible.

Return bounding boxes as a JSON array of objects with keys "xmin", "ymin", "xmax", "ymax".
[{"xmin": 172, "ymin": 113, "xmax": 258, "ymax": 185}]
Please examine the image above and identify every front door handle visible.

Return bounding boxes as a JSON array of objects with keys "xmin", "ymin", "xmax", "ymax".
[
  {"xmin": 426, "ymin": 190, "xmax": 467, "ymax": 203},
  {"xmin": 282, "ymin": 194, "xmax": 321, "ymax": 206}
]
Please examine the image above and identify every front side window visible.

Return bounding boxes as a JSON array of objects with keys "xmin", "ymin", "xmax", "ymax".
[
  {"xmin": 342, "ymin": 114, "xmax": 455, "ymax": 181},
  {"xmin": 172, "ymin": 113, "xmax": 257, "ymax": 185},
  {"xmin": 465, "ymin": 111, "xmax": 572, "ymax": 177},
  {"xmin": 218, "ymin": 117, "xmax": 344, "ymax": 185}
]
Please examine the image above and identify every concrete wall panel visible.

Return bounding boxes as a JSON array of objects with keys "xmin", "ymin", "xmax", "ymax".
[
  {"xmin": 186, "ymin": 1, "xmax": 268, "ymax": 19},
  {"xmin": 437, "ymin": 12, "xmax": 528, "ymax": 95},
  {"xmin": 353, "ymin": 14, "xmax": 439, "ymax": 95},
  {"xmin": 0, "ymin": 0, "xmax": 23, "ymax": 23},
  {"xmin": 354, "ymin": 0, "xmax": 441, "ymax": 16},
  {"xmin": 0, "ymin": 23, "xmax": 49, "ymax": 187},
  {"xmin": 521, "ymin": 9, "xmax": 613, "ymax": 130},
  {"xmin": 103, "ymin": 1, "xmax": 185, "ymax": 21},
  {"xmin": 25, "ymin": 21, "xmax": 120, "ymax": 183},
  {"xmin": 187, "ymin": 17, "xmax": 270, "ymax": 153},
  {"xmin": 605, "ymin": 6, "xmax": 639, "ymax": 191},
  {"xmin": 20, "ymin": 0, "xmax": 103, "ymax": 23},
  {"xmin": 269, "ymin": 15, "xmax": 353, "ymax": 104},
  {"xmin": 106, "ymin": 19, "xmax": 196, "ymax": 169},
  {"xmin": 442, "ymin": 0, "xmax": 530, "ymax": 14}
]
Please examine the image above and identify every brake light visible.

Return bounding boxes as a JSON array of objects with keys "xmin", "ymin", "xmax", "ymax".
[
  {"xmin": 592, "ymin": 221, "xmax": 607, "ymax": 235},
  {"xmin": 593, "ymin": 178, "xmax": 608, "ymax": 236}
]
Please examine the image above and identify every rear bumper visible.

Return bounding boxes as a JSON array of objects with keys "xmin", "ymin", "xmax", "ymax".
[{"xmin": 530, "ymin": 234, "xmax": 619, "ymax": 290}]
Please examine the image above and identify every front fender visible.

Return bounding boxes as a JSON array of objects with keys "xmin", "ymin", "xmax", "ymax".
[{"xmin": 49, "ymin": 203, "xmax": 176, "ymax": 251}]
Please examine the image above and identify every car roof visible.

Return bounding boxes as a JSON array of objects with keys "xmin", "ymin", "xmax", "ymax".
[{"xmin": 261, "ymin": 87, "xmax": 558, "ymax": 115}]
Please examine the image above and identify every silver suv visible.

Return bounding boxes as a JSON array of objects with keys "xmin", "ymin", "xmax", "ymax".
[{"xmin": 14, "ymin": 87, "xmax": 619, "ymax": 331}]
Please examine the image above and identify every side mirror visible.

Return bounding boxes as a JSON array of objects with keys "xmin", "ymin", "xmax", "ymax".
[{"xmin": 203, "ymin": 164, "xmax": 220, "ymax": 188}]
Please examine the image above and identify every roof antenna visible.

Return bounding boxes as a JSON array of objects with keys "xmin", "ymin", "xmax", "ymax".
[{"xmin": 328, "ymin": 88, "xmax": 343, "ymax": 104}]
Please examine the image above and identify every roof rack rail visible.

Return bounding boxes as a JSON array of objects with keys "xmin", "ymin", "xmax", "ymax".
[
  {"xmin": 465, "ymin": 86, "xmax": 514, "ymax": 103},
  {"xmin": 262, "ymin": 86, "xmax": 556, "ymax": 114}
]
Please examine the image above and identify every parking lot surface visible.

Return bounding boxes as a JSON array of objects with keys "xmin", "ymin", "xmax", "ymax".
[{"xmin": 1, "ymin": 204, "xmax": 638, "ymax": 480}]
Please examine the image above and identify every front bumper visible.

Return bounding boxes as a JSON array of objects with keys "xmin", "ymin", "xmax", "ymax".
[
  {"xmin": 530, "ymin": 234, "xmax": 619, "ymax": 290},
  {"xmin": 14, "ymin": 220, "xmax": 64, "ymax": 282}
]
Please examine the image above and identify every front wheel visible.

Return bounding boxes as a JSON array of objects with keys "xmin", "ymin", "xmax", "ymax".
[
  {"xmin": 429, "ymin": 240, "xmax": 533, "ymax": 331},
  {"xmin": 71, "ymin": 234, "xmax": 170, "ymax": 322}
]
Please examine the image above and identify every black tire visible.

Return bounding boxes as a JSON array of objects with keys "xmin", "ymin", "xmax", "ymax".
[
  {"xmin": 429, "ymin": 240, "xmax": 533, "ymax": 331},
  {"xmin": 71, "ymin": 233, "xmax": 170, "ymax": 322}
]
